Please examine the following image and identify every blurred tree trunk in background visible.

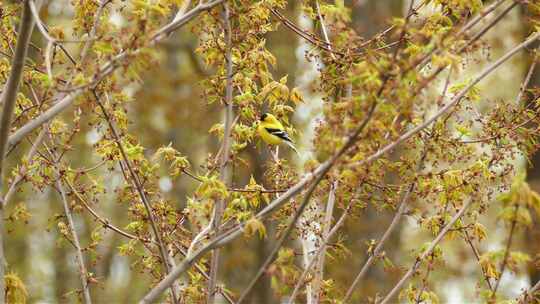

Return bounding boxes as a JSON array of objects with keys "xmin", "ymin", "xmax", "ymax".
[
  {"xmin": 525, "ymin": 4, "xmax": 540, "ymax": 286},
  {"xmin": 336, "ymin": 0, "xmax": 405, "ymax": 299}
]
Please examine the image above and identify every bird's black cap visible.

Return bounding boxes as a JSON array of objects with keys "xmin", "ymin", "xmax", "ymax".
[{"xmin": 260, "ymin": 113, "xmax": 268, "ymax": 121}]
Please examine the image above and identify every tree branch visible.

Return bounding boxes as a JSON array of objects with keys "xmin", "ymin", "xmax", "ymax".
[
  {"xmin": 41, "ymin": 134, "xmax": 93, "ymax": 303},
  {"xmin": 94, "ymin": 92, "xmax": 180, "ymax": 303},
  {"xmin": 313, "ymin": 180, "xmax": 337, "ymax": 299},
  {"xmin": 343, "ymin": 60, "xmax": 453, "ymax": 302},
  {"xmin": 152, "ymin": 0, "xmax": 226, "ymax": 40},
  {"xmin": 56, "ymin": 180, "xmax": 93, "ymax": 304},
  {"xmin": 343, "ymin": 182, "xmax": 416, "ymax": 302},
  {"xmin": 379, "ymin": 200, "xmax": 473, "ymax": 304},
  {"xmin": 463, "ymin": 230, "xmax": 494, "ymax": 291},
  {"xmin": 491, "ymin": 204, "xmax": 519, "ymax": 300}
]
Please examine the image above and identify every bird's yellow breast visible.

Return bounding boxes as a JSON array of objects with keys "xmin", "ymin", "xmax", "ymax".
[{"xmin": 258, "ymin": 124, "xmax": 283, "ymax": 145}]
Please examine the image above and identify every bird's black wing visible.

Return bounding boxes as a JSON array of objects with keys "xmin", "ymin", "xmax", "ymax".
[{"xmin": 265, "ymin": 127, "xmax": 293, "ymax": 143}]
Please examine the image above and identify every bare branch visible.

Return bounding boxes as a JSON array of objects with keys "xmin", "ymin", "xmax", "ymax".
[
  {"xmin": 172, "ymin": 0, "xmax": 192, "ymax": 23},
  {"xmin": 379, "ymin": 200, "xmax": 473, "ymax": 304},
  {"xmin": 343, "ymin": 182, "xmax": 416, "ymax": 302},
  {"xmin": 152, "ymin": 0, "xmax": 226, "ymax": 40},
  {"xmin": 491, "ymin": 204, "xmax": 519, "ymax": 300},
  {"xmin": 315, "ymin": 0, "xmax": 336, "ymax": 60},
  {"xmin": 313, "ymin": 181, "xmax": 337, "ymax": 297},
  {"xmin": 467, "ymin": 1, "xmax": 518, "ymax": 48},
  {"xmin": 43, "ymin": 134, "xmax": 92, "ymax": 303},
  {"xmin": 0, "ymin": 0, "xmax": 40, "ymax": 197},
  {"xmin": 463, "ymin": 230, "xmax": 494, "ymax": 291},
  {"xmin": 56, "ymin": 180, "xmax": 93, "ymax": 304}
]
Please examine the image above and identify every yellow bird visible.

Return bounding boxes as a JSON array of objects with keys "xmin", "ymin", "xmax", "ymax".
[{"xmin": 257, "ymin": 113, "xmax": 299, "ymax": 155}]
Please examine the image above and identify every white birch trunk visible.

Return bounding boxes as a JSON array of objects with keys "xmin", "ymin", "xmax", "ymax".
[{"xmin": 293, "ymin": 10, "xmax": 326, "ymax": 304}]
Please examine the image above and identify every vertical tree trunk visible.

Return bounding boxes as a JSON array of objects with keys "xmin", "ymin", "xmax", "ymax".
[
  {"xmin": 0, "ymin": 1, "xmax": 40, "ymax": 302},
  {"xmin": 207, "ymin": 4, "xmax": 234, "ymax": 303},
  {"xmin": 293, "ymin": 7, "xmax": 325, "ymax": 303}
]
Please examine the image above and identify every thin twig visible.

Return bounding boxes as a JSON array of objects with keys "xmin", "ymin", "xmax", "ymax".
[
  {"xmin": 463, "ymin": 230, "xmax": 494, "ymax": 291},
  {"xmin": 63, "ymin": 178, "xmax": 150, "ymax": 243},
  {"xmin": 0, "ymin": 0, "xmax": 40, "ymax": 203},
  {"xmin": 343, "ymin": 182, "xmax": 416, "ymax": 302},
  {"xmin": 460, "ymin": 49, "xmax": 539, "ymax": 144},
  {"xmin": 315, "ymin": 0, "xmax": 336, "ymax": 60},
  {"xmin": 270, "ymin": 9, "xmax": 342, "ymax": 56},
  {"xmin": 410, "ymin": 0, "xmax": 509, "ymax": 73},
  {"xmin": 379, "ymin": 200, "xmax": 473, "ymax": 304},
  {"xmin": 79, "ymin": 0, "xmax": 111, "ymax": 63},
  {"xmin": 187, "ymin": 211, "xmax": 216, "ymax": 257},
  {"xmin": 491, "ymin": 204, "xmax": 519, "ymax": 300},
  {"xmin": 344, "ymin": 58, "xmax": 453, "ymax": 302},
  {"xmin": 56, "ymin": 180, "xmax": 93, "ymax": 304},
  {"xmin": 173, "ymin": 244, "xmax": 236, "ymax": 304},
  {"xmin": 413, "ymin": 0, "xmax": 518, "ymax": 99},
  {"xmin": 182, "ymin": 168, "xmax": 286, "ymax": 193},
  {"xmin": 466, "ymin": 1, "xmax": 518, "ymax": 49},
  {"xmin": 152, "ymin": 0, "xmax": 225, "ymax": 40},
  {"xmin": 94, "ymin": 92, "xmax": 180, "ymax": 303},
  {"xmin": 312, "ymin": 181, "xmax": 337, "ymax": 300},
  {"xmin": 43, "ymin": 134, "xmax": 93, "ymax": 303},
  {"xmin": 64, "ymin": 169, "xmax": 237, "ymax": 304}
]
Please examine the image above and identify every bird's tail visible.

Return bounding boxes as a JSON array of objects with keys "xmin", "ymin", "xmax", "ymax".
[{"xmin": 284, "ymin": 140, "xmax": 300, "ymax": 156}]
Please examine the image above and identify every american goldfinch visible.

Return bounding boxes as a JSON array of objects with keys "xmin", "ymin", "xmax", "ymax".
[{"xmin": 258, "ymin": 113, "xmax": 299, "ymax": 155}]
